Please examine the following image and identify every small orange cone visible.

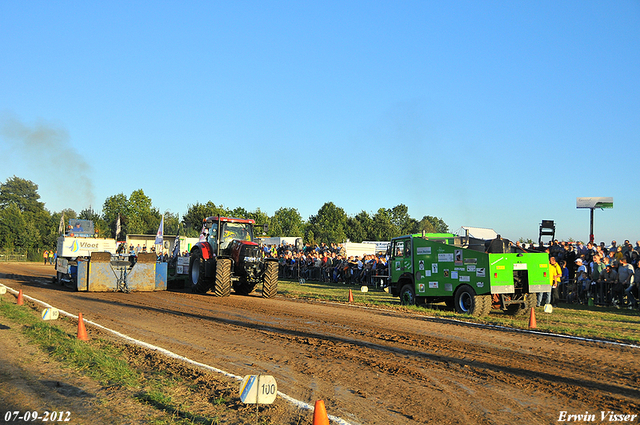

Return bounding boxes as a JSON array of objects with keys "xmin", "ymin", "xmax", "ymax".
[
  {"xmin": 312, "ymin": 400, "xmax": 330, "ymax": 425},
  {"xmin": 528, "ymin": 307, "xmax": 537, "ymax": 329},
  {"xmin": 348, "ymin": 289, "xmax": 353, "ymax": 303},
  {"xmin": 16, "ymin": 289, "xmax": 24, "ymax": 305},
  {"xmin": 77, "ymin": 313, "xmax": 89, "ymax": 341}
]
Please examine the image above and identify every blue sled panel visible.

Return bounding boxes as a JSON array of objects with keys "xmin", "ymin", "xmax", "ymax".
[{"xmin": 155, "ymin": 262, "xmax": 167, "ymax": 290}]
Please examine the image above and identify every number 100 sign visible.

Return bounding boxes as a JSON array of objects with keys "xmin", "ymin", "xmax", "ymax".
[{"xmin": 239, "ymin": 375, "xmax": 278, "ymax": 404}]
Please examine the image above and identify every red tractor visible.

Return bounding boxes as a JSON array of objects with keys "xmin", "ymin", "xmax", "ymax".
[{"xmin": 188, "ymin": 216, "xmax": 278, "ymax": 298}]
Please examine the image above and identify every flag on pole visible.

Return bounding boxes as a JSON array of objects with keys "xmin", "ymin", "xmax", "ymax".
[
  {"xmin": 171, "ymin": 234, "xmax": 181, "ymax": 258},
  {"xmin": 155, "ymin": 215, "xmax": 164, "ymax": 245},
  {"xmin": 58, "ymin": 213, "xmax": 65, "ymax": 235},
  {"xmin": 115, "ymin": 214, "xmax": 122, "ymax": 240}
]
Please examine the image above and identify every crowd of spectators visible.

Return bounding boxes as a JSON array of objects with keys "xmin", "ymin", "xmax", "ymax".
[
  {"xmin": 540, "ymin": 239, "xmax": 639, "ymax": 309},
  {"xmin": 265, "ymin": 242, "xmax": 389, "ymax": 287}
]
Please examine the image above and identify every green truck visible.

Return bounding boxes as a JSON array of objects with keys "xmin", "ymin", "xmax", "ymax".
[{"xmin": 387, "ymin": 233, "xmax": 550, "ymax": 316}]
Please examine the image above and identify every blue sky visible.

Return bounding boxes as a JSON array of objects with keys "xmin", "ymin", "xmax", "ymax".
[{"xmin": 1, "ymin": 1, "xmax": 639, "ymax": 244}]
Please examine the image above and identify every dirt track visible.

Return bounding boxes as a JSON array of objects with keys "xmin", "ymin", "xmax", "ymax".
[{"xmin": 1, "ymin": 263, "xmax": 639, "ymax": 424}]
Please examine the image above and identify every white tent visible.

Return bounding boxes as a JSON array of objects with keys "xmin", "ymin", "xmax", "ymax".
[{"xmin": 454, "ymin": 226, "xmax": 497, "ymax": 241}]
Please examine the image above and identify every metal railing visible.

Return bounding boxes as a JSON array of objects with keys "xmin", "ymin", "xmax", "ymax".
[{"xmin": 0, "ymin": 254, "xmax": 28, "ymax": 262}]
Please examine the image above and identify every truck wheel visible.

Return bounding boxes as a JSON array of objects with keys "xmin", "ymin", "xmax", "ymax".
[
  {"xmin": 400, "ymin": 284, "xmax": 416, "ymax": 306},
  {"xmin": 454, "ymin": 285, "xmax": 486, "ymax": 316},
  {"xmin": 213, "ymin": 258, "xmax": 231, "ymax": 297},
  {"xmin": 506, "ymin": 293, "xmax": 536, "ymax": 315},
  {"xmin": 189, "ymin": 249, "xmax": 210, "ymax": 294},
  {"xmin": 476, "ymin": 295, "xmax": 492, "ymax": 316},
  {"xmin": 262, "ymin": 261, "xmax": 278, "ymax": 299}
]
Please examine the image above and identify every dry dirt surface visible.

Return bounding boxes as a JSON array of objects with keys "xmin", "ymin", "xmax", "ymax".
[{"xmin": 1, "ymin": 262, "xmax": 639, "ymax": 425}]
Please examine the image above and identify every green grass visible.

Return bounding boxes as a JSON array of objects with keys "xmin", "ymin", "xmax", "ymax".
[
  {"xmin": 277, "ymin": 278, "xmax": 640, "ymax": 344},
  {"xmin": 0, "ymin": 300, "xmax": 255, "ymax": 424}
]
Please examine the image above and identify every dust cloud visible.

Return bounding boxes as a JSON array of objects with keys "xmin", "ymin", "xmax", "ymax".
[{"xmin": 0, "ymin": 113, "xmax": 94, "ymax": 212}]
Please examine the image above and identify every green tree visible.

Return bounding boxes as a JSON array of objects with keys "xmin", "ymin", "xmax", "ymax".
[
  {"xmin": 346, "ymin": 211, "xmax": 372, "ymax": 243},
  {"xmin": 418, "ymin": 216, "xmax": 449, "ymax": 233},
  {"xmin": 102, "ymin": 193, "xmax": 129, "ymax": 238},
  {"xmin": 270, "ymin": 207, "xmax": 305, "ymax": 237},
  {"xmin": 0, "ymin": 176, "xmax": 50, "ymax": 256},
  {"xmin": 247, "ymin": 208, "xmax": 270, "ymax": 237},
  {"xmin": 163, "ymin": 211, "xmax": 181, "ymax": 236},
  {"xmin": 0, "ymin": 203, "xmax": 38, "ymax": 254},
  {"xmin": 128, "ymin": 189, "xmax": 160, "ymax": 234},
  {"xmin": 229, "ymin": 207, "xmax": 248, "ymax": 218},
  {"xmin": 0, "ymin": 176, "xmax": 44, "ymax": 213},
  {"xmin": 182, "ymin": 202, "xmax": 227, "ymax": 237},
  {"xmin": 370, "ymin": 208, "xmax": 397, "ymax": 241},
  {"xmin": 390, "ymin": 204, "xmax": 415, "ymax": 235},
  {"xmin": 307, "ymin": 202, "xmax": 347, "ymax": 244}
]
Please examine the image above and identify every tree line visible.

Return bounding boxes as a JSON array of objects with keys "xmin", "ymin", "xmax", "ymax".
[{"xmin": 0, "ymin": 176, "xmax": 448, "ymax": 259}]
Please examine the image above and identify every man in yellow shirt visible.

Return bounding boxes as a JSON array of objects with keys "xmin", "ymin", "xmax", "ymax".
[
  {"xmin": 539, "ymin": 256, "xmax": 561, "ymax": 307},
  {"xmin": 549, "ymin": 256, "xmax": 562, "ymax": 307}
]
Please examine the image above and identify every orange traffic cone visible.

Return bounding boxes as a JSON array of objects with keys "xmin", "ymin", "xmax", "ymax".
[
  {"xmin": 348, "ymin": 289, "xmax": 354, "ymax": 303},
  {"xmin": 528, "ymin": 307, "xmax": 537, "ymax": 329},
  {"xmin": 77, "ymin": 313, "xmax": 89, "ymax": 341},
  {"xmin": 312, "ymin": 400, "xmax": 330, "ymax": 425},
  {"xmin": 16, "ymin": 289, "xmax": 24, "ymax": 305}
]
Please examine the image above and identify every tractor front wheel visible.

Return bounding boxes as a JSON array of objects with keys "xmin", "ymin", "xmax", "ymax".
[
  {"xmin": 213, "ymin": 258, "xmax": 231, "ymax": 297},
  {"xmin": 262, "ymin": 261, "xmax": 278, "ymax": 298}
]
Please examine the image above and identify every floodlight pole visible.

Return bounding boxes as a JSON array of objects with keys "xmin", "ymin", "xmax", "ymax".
[
  {"xmin": 576, "ymin": 197, "xmax": 612, "ymax": 245},
  {"xmin": 589, "ymin": 208, "xmax": 594, "ymax": 244}
]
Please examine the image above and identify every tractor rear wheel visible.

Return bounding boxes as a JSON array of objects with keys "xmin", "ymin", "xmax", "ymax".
[
  {"xmin": 262, "ymin": 261, "xmax": 278, "ymax": 298},
  {"xmin": 213, "ymin": 258, "xmax": 231, "ymax": 297},
  {"xmin": 189, "ymin": 249, "xmax": 210, "ymax": 294}
]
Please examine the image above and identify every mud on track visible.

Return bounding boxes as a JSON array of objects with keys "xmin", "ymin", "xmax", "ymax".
[{"xmin": 1, "ymin": 263, "xmax": 639, "ymax": 425}]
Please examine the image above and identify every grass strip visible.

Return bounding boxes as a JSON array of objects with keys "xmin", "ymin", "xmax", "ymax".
[
  {"xmin": 277, "ymin": 279, "xmax": 640, "ymax": 344},
  {"xmin": 0, "ymin": 300, "xmax": 242, "ymax": 424}
]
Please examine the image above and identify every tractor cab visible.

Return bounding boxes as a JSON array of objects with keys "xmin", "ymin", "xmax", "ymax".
[{"xmin": 201, "ymin": 216, "xmax": 256, "ymax": 255}]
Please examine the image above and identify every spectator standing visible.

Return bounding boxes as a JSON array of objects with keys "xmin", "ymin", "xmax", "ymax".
[
  {"xmin": 601, "ymin": 263, "xmax": 618, "ymax": 305},
  {"xmin": 565, "ymin": 244, "xmax": 577, "ymax": 281},
  {"xmin": 631, "ymin": 265, "xmax": 640, "ymax": 309},
  {"xmin": 621, "ymin": 258, "xmax": 636, "ymax": 308},
  {"xmin": 559, "ymin": 260, "xmax": 569, "ymax": 300},
  {"xmin": 43, "ymin": 250, "xmax": 49, "ymax": 265},
  {"xmin": 614, "ymin": 257, "xmax": 634, "ymax": 307}
]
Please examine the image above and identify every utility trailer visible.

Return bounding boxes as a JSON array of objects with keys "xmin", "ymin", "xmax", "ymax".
[
  {"xmin": 55, "ymin": 219, "xmax": 166, "ymax": 291},
  {"xmin": 386, "ymin": 233, "xmax": 550, "ymax": 316}
]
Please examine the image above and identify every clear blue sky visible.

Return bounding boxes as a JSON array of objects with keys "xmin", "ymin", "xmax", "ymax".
[{"xmin": 1, "ymin": 1, "xmax": 639, "ymax": 244}]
